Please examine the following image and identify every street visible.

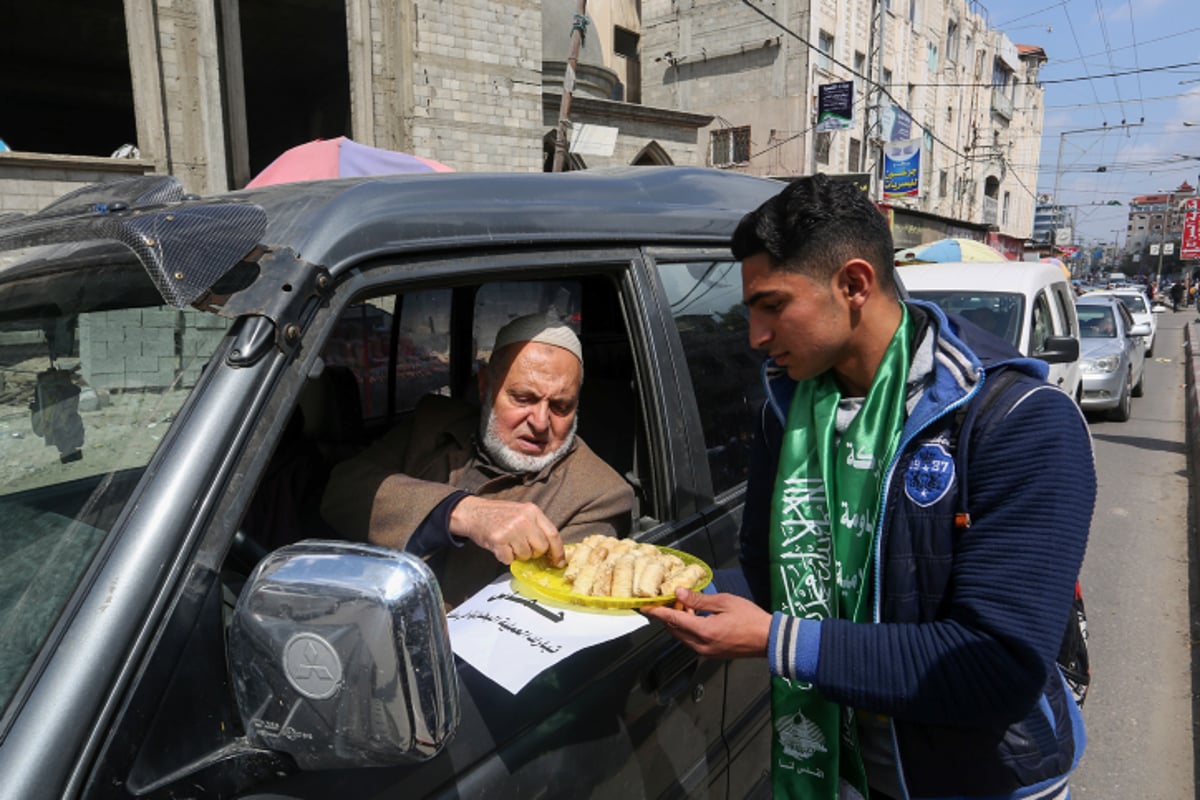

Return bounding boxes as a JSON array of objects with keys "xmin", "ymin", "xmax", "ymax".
[{"xmin": 1072, "ymin": 307, "xmax": 1195, "ymax": 798}]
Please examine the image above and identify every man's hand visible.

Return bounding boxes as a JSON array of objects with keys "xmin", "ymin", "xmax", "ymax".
[
  {"xmin": 642, "ymin": 588, "xmax": 772, "ymax": 659},
  {"xmin": 449, "ymin": 496, "xmax": 566, "ymax": 566}
]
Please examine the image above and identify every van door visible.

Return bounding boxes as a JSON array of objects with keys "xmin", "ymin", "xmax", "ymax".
[{"xmin": 1029, "ymin": 289, "xmax": 1069, "ymax": 392}]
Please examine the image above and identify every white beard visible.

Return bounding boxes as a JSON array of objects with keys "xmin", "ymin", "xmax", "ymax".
[{"xmin": 479, "ymin": 395, "xmax": 578, "ymax": 474}]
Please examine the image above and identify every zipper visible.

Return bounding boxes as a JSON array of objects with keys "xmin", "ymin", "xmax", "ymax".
[{"xmin": 872, "ymin": 377, "xmax": 983, "ymax": 800}]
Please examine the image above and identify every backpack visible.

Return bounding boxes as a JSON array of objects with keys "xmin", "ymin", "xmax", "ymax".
[{"xmin": 952, "ymin": 367, "xmax": 1091, "ymax": 707}]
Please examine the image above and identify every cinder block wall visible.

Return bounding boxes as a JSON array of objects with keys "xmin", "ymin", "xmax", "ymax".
[
  {"xmin": 80, "ymin": 309, "xmax": 229, "ymax": 392},
  {"xmin": 0, "ymin": 153, "xmax": 155, "ymax": 216},
  {"xmin": 409, "ymin": 0, "xmax": 544, "ymax": 172}
]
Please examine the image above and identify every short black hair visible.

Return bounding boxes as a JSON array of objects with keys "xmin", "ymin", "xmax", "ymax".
[{"xmin": 731, "ymin": 174, "xmax": 896, "ymax": 292}]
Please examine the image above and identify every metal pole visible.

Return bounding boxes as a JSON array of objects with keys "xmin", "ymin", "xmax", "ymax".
[
  {"xmin": 1155, "ymin": 191, "xmax": 1170, "ymax": 291},
  {"xmin": 552, "ymin": 0, "xmax": 588, "ymax": 173}
]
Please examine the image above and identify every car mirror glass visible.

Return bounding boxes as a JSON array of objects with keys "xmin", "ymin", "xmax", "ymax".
[{"xmin": 229, "ymin": 541, "xmax": 460, "ymax": 769}]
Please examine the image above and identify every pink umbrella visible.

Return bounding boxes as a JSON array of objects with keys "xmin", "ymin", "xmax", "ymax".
[{"xmin": 245, "ymin": 136, "xmax": 454, "ymax": 188}]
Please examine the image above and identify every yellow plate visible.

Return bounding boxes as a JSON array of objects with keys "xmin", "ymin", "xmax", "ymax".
[{"xmin": 510, "ymin": 545, "xmax": 713, "ymax": 609}]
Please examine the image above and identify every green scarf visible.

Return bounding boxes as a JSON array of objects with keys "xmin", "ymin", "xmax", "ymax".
[{"xmin": 768, "ymin": 306, "xmax": 912, "ymax": 799}]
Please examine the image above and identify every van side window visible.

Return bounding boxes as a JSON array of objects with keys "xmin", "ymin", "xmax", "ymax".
[
  {"xmin": 1051, "ymin": 285, "xmax": 1076, "ymax": 337},
  {"xmin": 656, "ymin": 261, "xmax": 764, "ymax": 495},
  {"xmin": 1029, "ymin": 292, "xmax": 1054, "ymax": 355}
]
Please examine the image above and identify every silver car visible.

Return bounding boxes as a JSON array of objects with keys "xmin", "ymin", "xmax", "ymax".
[
  {"xmin": 1082, "ymin": 288, "xmax": 1157, "ymax": 356},
  {"xmin": 1075, "ymin": 295, "xmax": 1150, "ymax": 422}
]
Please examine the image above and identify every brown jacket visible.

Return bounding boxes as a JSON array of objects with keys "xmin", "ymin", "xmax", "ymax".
[{"xmin": 320, "ymin": 394, "xmax": 634, "ymax": 601}]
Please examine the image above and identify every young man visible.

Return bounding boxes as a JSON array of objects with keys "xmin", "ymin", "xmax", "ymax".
[{"xmin": 644, "ymin": 176, "xmax": 1095, "ymax": 799}]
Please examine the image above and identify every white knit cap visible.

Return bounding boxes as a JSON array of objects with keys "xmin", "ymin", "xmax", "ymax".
[{"xmin": 492, "ymin": 314, "xmax": 582, "ymax": 363}]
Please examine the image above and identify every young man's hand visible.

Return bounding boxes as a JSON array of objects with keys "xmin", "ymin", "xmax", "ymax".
[{"xmin": 642, "ymin": 588, "xmax": 772, "ymax": 659}]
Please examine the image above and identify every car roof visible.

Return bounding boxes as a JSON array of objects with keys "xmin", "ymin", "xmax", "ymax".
[
  {"xmin": 0, "ymin": 166, "xmax": 784, "ymax": 313},
  {"xmin": 217, "ymin": 167, "xmax": 781, "ymax": 272},
  {"xmin": 897, "ymin": 261, "xmax": 1069, "ymax": 294},
  {"xmin": 1076, "ymin": 294, "xmax": 1123, "ymax": 307}
]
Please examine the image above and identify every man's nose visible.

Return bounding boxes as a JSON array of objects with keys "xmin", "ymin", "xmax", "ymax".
[
  {"xmin": 526, "ymin": 401, "xmax": 550, "ymax": 431},
  {"xmin": 748, "ymin": 314, "xmax": 772, "ymax": 350}
]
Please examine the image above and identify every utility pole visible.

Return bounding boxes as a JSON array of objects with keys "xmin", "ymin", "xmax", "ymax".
[{"xmin": 552, "ymin": 0, "xmax": 588, "ymax": 173}]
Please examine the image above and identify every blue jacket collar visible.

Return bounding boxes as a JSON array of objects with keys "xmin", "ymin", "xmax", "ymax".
[{"xmin": 761, "ymin": 300, "xmax": 1049, "ymax": 431}]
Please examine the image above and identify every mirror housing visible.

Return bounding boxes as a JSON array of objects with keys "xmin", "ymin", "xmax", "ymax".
[
  {"xmin": 1037, "ymin": 335, "xmax": 1080, "ymax": 364},
  {"xmin": 229, "ymin": 541, "xmax": 459, "ymax": 769},
  {"xmin": 1129, "ymin": 322, "xmax": 1152, "ymax": 337}
]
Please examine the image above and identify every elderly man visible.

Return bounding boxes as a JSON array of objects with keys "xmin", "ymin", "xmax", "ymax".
[{"xmin": 321, "ymin": 314, "xmax": 634, "ymax": 601}]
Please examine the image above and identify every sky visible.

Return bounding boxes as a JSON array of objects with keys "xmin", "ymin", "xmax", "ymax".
[{"xmin": 986, "ymin": 0, "xmax": 1200, "ymax": 245}]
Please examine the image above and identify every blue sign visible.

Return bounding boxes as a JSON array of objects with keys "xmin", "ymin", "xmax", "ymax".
[{"xmin": 883, "ymin": 138, "xmax": 922, "ymax": 198}]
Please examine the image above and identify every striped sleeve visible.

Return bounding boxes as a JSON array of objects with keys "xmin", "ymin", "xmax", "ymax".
[{"xmin": 768, "ymin": 612, "xmax": 822, "ymax": 682}]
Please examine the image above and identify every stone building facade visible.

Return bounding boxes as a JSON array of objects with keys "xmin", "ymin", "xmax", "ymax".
[
  {"xmin": 640, "ymin": 0, "xmax": 1048, "ymax": 247},
  {"xmin": 1, "ymin": 0, "xmax": 709, "ymax": 216}
]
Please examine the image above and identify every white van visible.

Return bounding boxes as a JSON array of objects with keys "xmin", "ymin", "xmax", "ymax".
[{"xmin": 898, "ymin": 261, "xmax": 1083, "ymax": 402}]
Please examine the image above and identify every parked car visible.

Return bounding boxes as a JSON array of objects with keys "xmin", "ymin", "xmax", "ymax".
[
  {"xmin": 0, "ymin": 169, "xmax": 783, "ymax": 799},
  {"xmin": 1075, "ymin": 294, "xmax": 1150, "ymax": 422},
  {"xmin": 896, "ymin": 261, "xmax": 1083, "ymax": 402},
  {"xmin": 1082, "ymin": 287, "xmax": 1157, "ymax": 356}
]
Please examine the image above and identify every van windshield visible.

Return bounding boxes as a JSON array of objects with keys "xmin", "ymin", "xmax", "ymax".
[
  {"xmin": 0, "ymin": 248, "xmax": 229, "ymax": 715},
  {"xmin": 907, "ymin": 291, "xmax": 1025, "ymax": 348}
]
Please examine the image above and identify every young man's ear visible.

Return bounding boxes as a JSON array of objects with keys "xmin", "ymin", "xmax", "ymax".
[{"xmin": 839, "ymin": 259, "xmax": 877, "ymax": 308}]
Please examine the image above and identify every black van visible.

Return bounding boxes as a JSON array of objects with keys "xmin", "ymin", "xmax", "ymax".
[{"xmin": 0, "ymin": 168, "xmax": 780, "ymax": 799}]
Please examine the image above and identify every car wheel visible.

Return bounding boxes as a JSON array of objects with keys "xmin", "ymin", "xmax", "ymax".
[
  {"xmin": 1132, "ymin": 365, "xmax": 1145, "ymax": 397},
  {"xmin": 1109, "ymin": 369, "xmax": 1132, "ymax": 422}
]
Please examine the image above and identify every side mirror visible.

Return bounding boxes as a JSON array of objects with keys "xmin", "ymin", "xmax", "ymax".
[
  {"xmin": 1037, "ymin": 335, "xmax": 1080, "ymax": 364},
  {"xmin": 1129, "ymin": 322, "xmax": 1152, "ymax": 337},
  {"xmin": 229, "ymin": 541, "xmax": 459, "ymax": 769}
]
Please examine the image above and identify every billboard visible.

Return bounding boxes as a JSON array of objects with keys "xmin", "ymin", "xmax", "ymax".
[
  {"xmin": 882, "ymin": 139, "xmax": 922, "ymax": 198},
  {"xmin": 816, "ymin": 81, "xmax": 854, "ymax": 132},
  {"xmin": 1184, "ymin": 198, "xmax": 1200, "ymax": 260}
]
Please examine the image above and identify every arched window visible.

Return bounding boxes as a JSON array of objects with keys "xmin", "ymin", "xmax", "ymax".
[{"xmin": 632, "ymin": 141, "xmax": 672, "ymax": 166}]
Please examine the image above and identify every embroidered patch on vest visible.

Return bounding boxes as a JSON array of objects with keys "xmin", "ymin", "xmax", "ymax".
[{"xmin": 905, "ymin": 443, "xmax": 955, "ymax": 507}]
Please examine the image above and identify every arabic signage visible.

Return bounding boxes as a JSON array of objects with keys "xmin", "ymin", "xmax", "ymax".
[
  {"xmin": 882, "ymin": 138, "xmax": 922, "ymax": 199},
  {"xmin": 447, "ymin": 577, "xmax": 648, "ymax": 694},
  {"xmin": 1184, "ymin": 198, "xmax": 1200, "ymax": 260},
  {"xmin": 879, "ymin": 102, "xmax": 913, "ymax": 142},
  {"xmin": 816, "ymin": 81, "xmax": 855, "ymax": 132}
]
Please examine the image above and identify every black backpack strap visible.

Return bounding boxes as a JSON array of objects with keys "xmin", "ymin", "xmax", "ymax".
[{"xmin": 952, "ymin": 367, "xmax": 1024, "ymax": 528}]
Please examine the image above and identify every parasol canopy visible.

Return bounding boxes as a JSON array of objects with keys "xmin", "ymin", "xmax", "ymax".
[
  {"xmin": 1040, "ymin": 256, "xmax": 1071, "ymax": 279},
  {"xmin": 246, "ymin": 136, "xmax": 454, "ymax": 188},
  {"xmin": 895, "ymin": 237, "xmax": 1008, "ymax": 265}
]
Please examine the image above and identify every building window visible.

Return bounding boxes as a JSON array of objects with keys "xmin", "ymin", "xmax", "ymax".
[
  {"xmin": 711, "ymin": 126, "xmax": 751, "ymax": 166},
  {"xmin": 1002, "ymin": 191, "xmax": 1011, "ymax": 225},
  {"xmin": 613, "ymin": 25, "xmax": 641, "ymax": 104},
  {"xmin": 854, "ymin": 51, "xmax": 866, "ymax": 77},
  {"xmin": 818, "ymin": 30, "xmax": 835, "ymax": 72},
  {"xmin": 882, "ymin": 68, "xmax": 893, "ymax": 89},
  {"xmin": 2, "ymin": 0, "xmax": 136, "ymax": 157},
  {"xmin": 815, "ymin": 132, "xmax": 832, "ymax": 165},
  {"xmin": 947, "ymin": 19, "xmax": 960, "ymax": 62},
  {"xmin": 927, "ymin": 42, "xmax": 939, "ymax": 73},
  {"xmin": 848, "ymin": 138, "xmax": 861, "ymax": 171},
  {"xmin": 993, "ymin": 58, "xmax": 1015, "ymax": 99},
  {"xmin": 939, "ymin": 170, "xmax": 948, "ymax": 198},
  {"xmin": 910, "ymin": 0, "xmax": 920, "ymax": 25}
]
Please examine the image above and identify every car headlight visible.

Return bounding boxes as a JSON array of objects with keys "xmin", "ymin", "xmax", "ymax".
[{"xmin": 1082, "ymin": 354, "xmax": 1120, "ymax": 374}]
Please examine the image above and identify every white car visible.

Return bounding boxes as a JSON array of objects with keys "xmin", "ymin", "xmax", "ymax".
[
  {"xmin": 1082, "ymin": 288, "xmax": 1156, "ymax": 356},
  {"xmin": 898, "ymin": 261, "xmax": 1083, "ymax": 402}
]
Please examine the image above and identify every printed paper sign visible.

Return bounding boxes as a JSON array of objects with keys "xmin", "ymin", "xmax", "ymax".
[{"xmin": 447, "ymin": 577, "xmax": 648, "ymax": 694}]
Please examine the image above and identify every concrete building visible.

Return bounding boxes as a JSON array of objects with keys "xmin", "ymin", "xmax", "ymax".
[
  {"xmin": 1032, "ymin": 197, "xmax": 1073, "ymax": 248},
  {"xmin": 1, "ymin": 0, "xmax": 710, "ymax": 216},
  {"xmin": 1125, "ymin": 182, "xmax": 1197, "ymax": 276},
  {"xmin": 640, "ymin": 0, "xmax": 1048, "ymax": 254}
]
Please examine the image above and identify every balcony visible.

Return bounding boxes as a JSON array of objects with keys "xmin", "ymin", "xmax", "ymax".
[{"xmin": 991, "ymin": 87, "xmax": 1014, "ymax": 120}]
